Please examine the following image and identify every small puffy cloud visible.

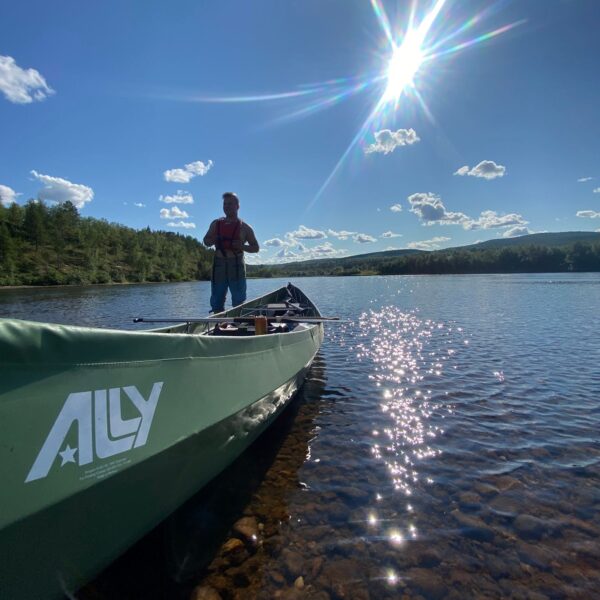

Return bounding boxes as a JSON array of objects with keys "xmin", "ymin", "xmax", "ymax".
[
  {"xmin": 464, "ymin": 210, "xmax": 528, "ymax": 230},
  {"xmin": 576, "ymin": 210, "xmax": 600, "ymax": 219},
  {"xmin": 454, "ymin": 160, "xmax": 506, "ymax": 180},
  {"xmin": 30, "ymin": 170, "xmax": 93, "ymax": 209},
  {"xmin": 328, "ymin": 228, "xmax": 356, "ymax": 240},
  {"xmin": 0, "ymin": 184, "xmax": 19, "ymax": 206},
  {"xmin": 407, "ymin": 236, "xmax": 451, "ymax": 251},
  {"xmin": 159, "ymin": 190, "xmax": 194, "ymax": 204},
  {"xmin": 578, "ymin": 177, "xmax": 593, "ymax": 182},
  {"xmin": 0, "ymin": 55, "xmax": 55, "ymax": 104},
  {"xmin": 311, "ymin": 242, "xmax": 340, "ymax": 255},
  {"xmin": 160, "ymin": 206, "xmax": 189, "ymax": 219},
  {"xmin": 288, "ymin": 225, "xmax": 327, "ymax": 239},
  {"xmin": 381, "ymin": 231, "xmax": 402, "ymax": 238},
  {"xmin": 390, "ymin": 203, "xmax": 403, "ymax": 212},
  {"xmin": 593, "ymin": 188, "xmax": 600, "ymax": 193},
  {"xmin": 354, "ymin": 233, "xmax": 377, "ymax": 243},
  {"xmin": 502, "ymin": 226, "xmax": 532, "ymax": 238},
  {"xmin": 264, "ymin": 238, "xmax": 285, "ymax": 247},
  {"xmin": 260, "ymin": 239, "xmax": 348, "ymax": 264},
  {"xmin": 364, "ymin": 128, "xmax": 420, "ymax": 154},
  {"xmin": 167, "ymin": 221, "xmax": 196, "ymax": 229},
  {"xmin": 276, "ymin": 247, "xmax": 297, "ymax": 259},
  {"xmin": 134, "ymin": 202, "xmax": 145, "ymax": 208},
  {"xmin": 408, "ymin": 192, "xmax": 469, "ymax": 225},
  {"xmin": 164, "ymin": 160, "xmax": 213, "ymax": 183}
]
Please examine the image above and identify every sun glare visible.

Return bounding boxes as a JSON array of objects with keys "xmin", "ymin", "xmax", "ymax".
[{"xmin": 384, "ymin": 34, "xmax": 425, "ymax": 100}]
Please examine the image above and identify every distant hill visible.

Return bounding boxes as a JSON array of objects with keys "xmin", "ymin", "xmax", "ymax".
[
  {"xmin": 249, "ymin": 231, "xmax": 600, "ymax": 277},
  {"xmin": 459, "ymin": 231, "xmax": 600, "ymax": 251}
]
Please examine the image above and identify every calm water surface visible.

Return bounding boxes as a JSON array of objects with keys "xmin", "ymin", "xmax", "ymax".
[{"xmin": 2, "ymin": 274, "xmax": 599, "ymax": 599}]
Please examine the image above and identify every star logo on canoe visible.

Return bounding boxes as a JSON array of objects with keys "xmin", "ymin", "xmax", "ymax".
[{"xmin": 58, "ymin": 445, "xmax": 77, "ymax": 466}]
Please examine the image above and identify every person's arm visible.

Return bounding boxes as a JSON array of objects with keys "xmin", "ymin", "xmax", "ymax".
[
  {"xmin": 241, "ymin": 224, "xmax": 259, "ymax": 253},
  {"xmin": 203, "ymin": 220, "xmax": 218, "ymax": 247}
]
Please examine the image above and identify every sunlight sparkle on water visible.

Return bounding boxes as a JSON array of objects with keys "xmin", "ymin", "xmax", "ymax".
[
  {"xmin": 386, "ymin": 570, "xmax": 398, "ymax": 586},
  {"xmin": 358, "ymin": 308, "xmax": 462, "ymax": 496},
  {"xmin": 388, "ymin": 528, "xmax": 404, "ymax": 546}
]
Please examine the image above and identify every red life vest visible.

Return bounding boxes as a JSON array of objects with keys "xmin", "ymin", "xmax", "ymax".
[{"xmin": 216, "ymin": 218, "xmax": 241, "ymax": 253}]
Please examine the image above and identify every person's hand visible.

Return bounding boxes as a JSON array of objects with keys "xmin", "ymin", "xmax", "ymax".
[{"xmin": 231, "ymin": 239, "xmax": 243, "ymax": 251}]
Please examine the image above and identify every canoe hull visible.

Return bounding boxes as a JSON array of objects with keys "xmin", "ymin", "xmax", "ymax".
[{"xmin": 0, "ymin": 284, "xmax": 323, "ymax": 599}]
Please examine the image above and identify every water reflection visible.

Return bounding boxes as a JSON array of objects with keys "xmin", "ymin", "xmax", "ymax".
[{"xmin": 355, "ymin": 307, "xmax": 460, "ymax": 499}]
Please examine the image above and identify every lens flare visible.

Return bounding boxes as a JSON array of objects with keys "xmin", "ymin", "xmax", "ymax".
[
  {"xmin": 164, "ymin": 1, "xmax": 526, "ymax": 209},
  {"xmin": 384, "ymin": 35, "xmax": 424, "ymax": 100}
]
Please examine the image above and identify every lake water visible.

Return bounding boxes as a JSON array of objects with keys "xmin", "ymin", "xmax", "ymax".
[{"xmin": 2, "ymin": 274, "xmax": 600, "ymax": 599}]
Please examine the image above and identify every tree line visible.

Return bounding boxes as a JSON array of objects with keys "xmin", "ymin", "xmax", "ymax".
[
  {"xmin": 0, "ymin": 200, "xmax": 214, "ymax": 286},
  {"xmin": 249, "ymin": 242, "xmax": 600, "ymax": 278}
]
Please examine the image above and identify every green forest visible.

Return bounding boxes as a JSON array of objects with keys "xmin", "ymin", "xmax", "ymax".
[
  {"xmin": 0, "ymin": 200, "xmax": 214, "ymax": 286},
  {"xmin": 249, "ymin": 240, "xmax": 600, "ymax": 278},
  {"xmin": 1, "ymin": 202, "xmax": 599, "ymax": 287}
]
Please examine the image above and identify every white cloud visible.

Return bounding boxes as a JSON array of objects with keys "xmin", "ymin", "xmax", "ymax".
[
  {"xmin": 408, "ymin": 192, "xmax": 469, "ymax": 225},
  {"xmin": 390, "ymin": 203, "xmax": 403, "ymax": 212},
  {"xmin": 159, "ymin": 190, "xmax": 194, "ymax": 204},
  {"xmin": 593, "ymin": 188, "xmax": 600, "ymax": 193},
  {"xmin": 408, "ymin": 192, "xmax": 527, "ymax": 231},
  {"xmin": 167, "ymin": 221, "xmax": 196, "ymax": 229},
  {"xmin": 0, "ymin": 55, "xmax": 54, "ymax": 104},
  {"xmin": 288, "ymin": 225, "xmax": 327, "ymax": 239},
  {"xmin": 134, "ymin": 202, "xmax": 145, "ymax": 208},
  {"xmin": 328, "ymin": 228, "xmax": 357, "ymax": 240},
  {"xmin": 578, "ymin": 177, "xmax": 593, "ymax": 182},
  {"xmin": 454, "ymin": 160, "xmax": 506, "ymax": 180},
  {"xmin": 354, "ymin": 233, "xmax": 377, "ymax": 243},
  {"xmin": 381, "ymin": 231, "xmax": 402, "ymax": 238},
  {"xmin": 576, "ymin": 210, "xmax": 600, "ymax": 219},
  {"xmin": 160, "ymin": 206, "xmax": 189, "ymax": 219},
  {"xmin": 364, "ymin": 128, "xmax": 420, "ymax": 155},
  {"xmin": 407, "ymin": 236, "xmax": 451, "ymax": 251},
  {"xmin": 264, "ymin": 238, "xmax": 285, "ymax": 247},
  {"xmin": 260, "ymin": 238, "xmax": 349, "ymax": 264},
  {"xmin": 276, "ymin": 247, "xmax": 298, "ymax": 259},
  {"xmin": 164, "ymin": 160, "xmax": 213, "ymax": 183},
  {"xmin": 0, "ymin": 184, "xmax": 19, "ymax": 206},
  {"xmin": 502, "ymin": 226, "xmax": 532, "ymax": 238},
  {"xmin": 311, "ymin": 242, "xmax": 342, "ymax": 255},
  {"xmin": 30, "ymin": 170, "xmax": 93, "ymax": 209},
  {"xmin": 464, "ymin": 210, "xmax": 528, "ymax": 230}
]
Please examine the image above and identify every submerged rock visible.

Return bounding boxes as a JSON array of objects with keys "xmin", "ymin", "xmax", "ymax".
[
  {"xmin": 406, "ymin": 568, "xmax": 446, "ymax": 600},
  {"xmin": 191, "ymin": 585, "xmax": 222, "ymax": 600},
  {"xmin": 222, "ymin": 538, "xmax": 244, "ymax": 554},
  {"xmin": 282, "ymin": 548, "xmax": 305, "ymax": 578},
  {"xmin": 233, "ymin": 516, "xmax": 260, "ymax": 545},
  {"xmin": 513, "ymin": 514, "xmax": 547, "ymax": 540}
]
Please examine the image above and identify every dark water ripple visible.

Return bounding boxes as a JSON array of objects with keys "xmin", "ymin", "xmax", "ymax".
[{"xmin": 2, "ymin": 273, "xmax": 600, "ymax": 599}]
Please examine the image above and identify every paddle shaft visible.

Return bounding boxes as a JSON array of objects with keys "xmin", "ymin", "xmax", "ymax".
[{"xmin": 133, "ymin": 316, "xmax": 340, "ymax": 324}]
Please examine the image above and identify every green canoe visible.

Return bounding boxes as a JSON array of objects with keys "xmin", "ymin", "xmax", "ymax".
[{"xmin": 0, "ymin": 283, "xmax": 323, "ymax": 599}]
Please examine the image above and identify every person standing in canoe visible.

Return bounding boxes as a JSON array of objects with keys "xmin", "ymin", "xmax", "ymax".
[{"xmin": 203, "ymin": 192, "xmax": 259, "ymax": 313}]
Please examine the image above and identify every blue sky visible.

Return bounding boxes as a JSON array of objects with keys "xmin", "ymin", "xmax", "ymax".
[{"xmin": 1, "ymin": 0, "xmax": 599, "ymax": 262}]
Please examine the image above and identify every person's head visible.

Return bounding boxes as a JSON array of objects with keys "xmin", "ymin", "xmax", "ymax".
[{"xmin": 222, "ymin": 192, "xmax": 239, "ymax": 218}]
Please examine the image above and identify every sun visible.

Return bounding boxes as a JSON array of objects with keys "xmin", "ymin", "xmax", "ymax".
[{"xmin": 384, "ymin": 32, "xmax": 425, "ymax": 101}]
